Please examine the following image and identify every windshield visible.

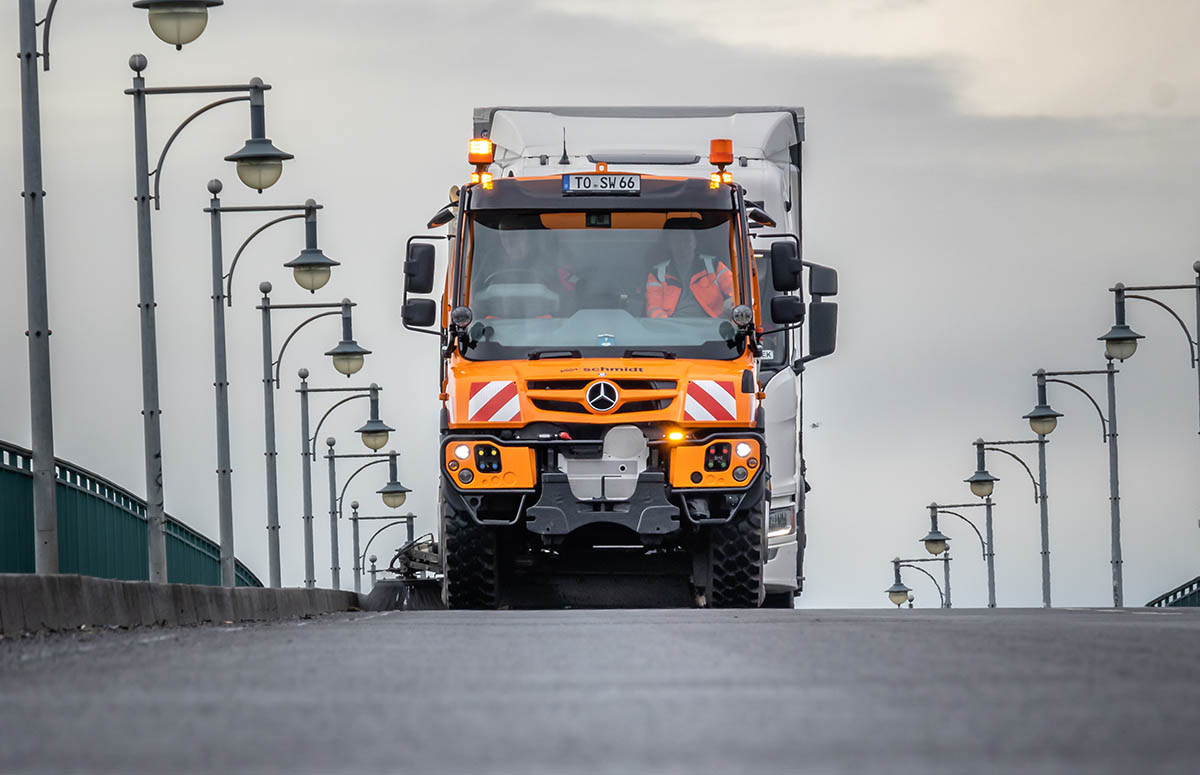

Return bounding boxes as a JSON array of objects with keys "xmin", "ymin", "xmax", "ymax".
[{"xmin": 460, "ymin": 210, "xmax": 744, "ymax": 360}]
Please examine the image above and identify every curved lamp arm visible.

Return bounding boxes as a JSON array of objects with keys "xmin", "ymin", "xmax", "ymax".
[
  {"xmin": 1126, "ymin": 293, "xmax": 1198, "ymax": 367},
  {"xmin": 150, "ymin": 95, "xmax": 250, "ymax": 210},
  {"xmin": 984, "ymin": 447, "xmax": 1040, "ymax": 503},
  {"xmin": 937, "ymin": 510, "xmax": 987, "ymax": 560},
  {"xmin": 38, "ymin": 0, "xmax": 60, "ymax": 71},
  {"xmin": 899, "ymin": 564, "xmax": 944, "ymax": 608},
  {"xmin": 361, "ymin": 520, "xmax": 408, "ymax": 565},
  {"xmin": 311, "ymin": 393, "xmax": 367, "ymax": 456},
  {"xmin": 225, "ymin": 213, "xmax": 306, "ymax": 307},
  {"xmin": 1045, "ymin": 378, "xmax": 1107, "ymax": 441},
  {"xmin": 273, "ymin": 310, "xmax": 339, "ymax": 387},
  {"xmin": 337, "ymin": 458, "xmax": 388, "ymax": 517}
]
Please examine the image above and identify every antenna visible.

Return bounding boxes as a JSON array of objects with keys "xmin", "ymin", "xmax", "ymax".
[{"xmin": 558, "ymin": 127, "xmax": 570, "ymax": 165}]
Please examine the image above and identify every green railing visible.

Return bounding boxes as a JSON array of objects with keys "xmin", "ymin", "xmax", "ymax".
[
  {"xmin": 1146, "ymin": 575, "xmax": 1200, "ymax": 608},
  {"xmin": 0, "ymin": 440, "xmax": 261, "ymax": 587}
]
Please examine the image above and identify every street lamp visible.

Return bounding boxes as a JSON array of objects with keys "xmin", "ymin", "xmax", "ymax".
[
  {"xmin": 1034, "ymin": 363, "xmax": 1128, "ymax": 607},
  {"xmin": 349, "ymin": 504, "xmax": 418, "ymax": 594},
  {"xmin": 324, "ymin": 439, "xmax": 403, "ymax": 590},
  {"xmin": 296, "ymin": 372, "xmax": 388, "ymax": 588},
  {"xmin": 1101, "ymin": 268, "xmax": 1200, "ymax": 431},
  {"xmin": 204, "ymin": 183, "xmax": 340, "ymax": 588},
  {"xmin": 133, "ymin": 0, "xmax": 223, "ymax": 49},
  {"xmin": 923, "ymin": 501, "xmax": 996, "ymax": 607},
  {"xmin": 967, "ymin": 437, "xmax": 1047, "ymax": 606},
  {"xmin": 378, "ymin": 450, "xmax": 412, "ymax": 508},
  {"xmin": 1023, "ymin": 371, "xmax": 1063, "ymax": 437},
  {"xmin": 124, "ymin": 55, "xmax": 294, "ymax": 582},
  {"xmin": 886, "ymin": 557, "xmax": 949, "ymax": 608},
  {"xmin": 356, "ymin": 385, "xmax": 394, "ymax": 451},
  {"xmin": 326, "ymin": 302, "xmax": 372, "ymax": 376}
]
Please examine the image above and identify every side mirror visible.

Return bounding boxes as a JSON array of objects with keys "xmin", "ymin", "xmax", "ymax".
[
  {"xmin": 405, "ymin": 242, "xmax": 436, "ymax": 294},
  {"xmin": 402, "ymin": 299, "xmax": 437, "ymax": 328},
  {"xmin": 427, "ymin": 206, "xmax": 455, "ymax": 229},
  {"xmin": 748, "ymin": 208, "xmax": 777, "ymax": 228},
  {"xmin": 807, "ymin": 300, "xmax": 838, "ymax": 360},
  {"xmin": 807, "ymin": 263, "xmax": 838, "ymax": 297},
  {"xmin": 770, "ymin": 241, "xmax": 801, "ymax": 292},
  {"xmin": 769, "ymin": 295, "xmax": 805, "ymax": 325}
]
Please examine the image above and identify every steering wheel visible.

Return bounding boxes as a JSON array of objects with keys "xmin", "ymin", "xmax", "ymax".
[{"xmin": 482, "ymin": 268, "xmax": 542, "ymax": 285}]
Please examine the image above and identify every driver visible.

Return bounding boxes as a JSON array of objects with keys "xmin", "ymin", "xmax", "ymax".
[{"xmin": 645, "ymin": 217, "xmax": 734, "ymax": 318}]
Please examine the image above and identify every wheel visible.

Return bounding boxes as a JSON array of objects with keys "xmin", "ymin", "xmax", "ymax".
[
  {"xmin": 708, "ymin": 498, "xmax": 766, "ymax": 608},
  {"xmin": 441, "ymin": 496, "xmax": 498, "ymax": 609},
  {"xmin": 762, "ymin": 590, "xmax": 795, "ymax": 609}
]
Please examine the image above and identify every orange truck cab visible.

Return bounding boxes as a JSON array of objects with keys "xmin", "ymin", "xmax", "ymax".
[{"xmin": 402, "ymin": 113, "xmax": 836, "ymax": 609}]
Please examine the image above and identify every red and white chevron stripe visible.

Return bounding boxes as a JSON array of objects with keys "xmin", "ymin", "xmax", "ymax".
[
  {"xmin": 468, "ymin": 380, "xmax": 521, "ymax": 423},
  {"xmin": 684, "ymin": 380, "xmax": 737, "ymax": 422}
]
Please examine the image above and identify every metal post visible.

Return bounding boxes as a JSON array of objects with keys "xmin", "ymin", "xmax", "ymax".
[
  {"xmin": 208, "ymin": 182, "xmax": 236, "ymax": 587},
  {"xmin": 407, "ymin": 517, "xmax": 415, "ymax": 545},
  {"xmin": 327, "ymin": 437, "xmax": 341, "ymax": 590},
  {"xmin": 259, "ymin": 283, "xmax": 282, "ymax": 587},
  {"xmin": 942, "ymin": 552, "xmax": 952, "ymax": 609},
  {"xmin": 1106, "ymin": 358, "xmax": 1123, "ymax": 607},
  {"xmin": 369, "ymin": 556, "xmax": 377, "ymax": 589},
  {"xmin": 18, "ymin": 0, "xmax": 58, "ymax": 574},
  {"xmin": 1194, "ymin": 261, "xmax": 1200, "ymax": 433},
  {"xmin": 351, "ymin": 501, "xmax": 362, "ymax": 594},
  {"xmin": 984, "ymin": 496, "xmax": 996, "ymax": 608},
  {"xmin": 130, "ymin": 55, "xmax": 168, "ymax": 583},
  {"xmin": 298, "ymin": 369, "xmax": 315, "ymax": 588},
  {"xmin": 1036, "ymin": 433, "xmax": 1051, "ymax": 607}
]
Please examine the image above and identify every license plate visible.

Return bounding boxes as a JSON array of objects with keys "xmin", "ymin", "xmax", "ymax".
[{"xmin": 561, "ymin": 173, "xmax": 641, "ymax": 195}]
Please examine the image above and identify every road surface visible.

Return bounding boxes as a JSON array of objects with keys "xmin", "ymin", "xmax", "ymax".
[{"xmin": 1, "ymin": 608, "xmax": 1198, "ymax": 773}]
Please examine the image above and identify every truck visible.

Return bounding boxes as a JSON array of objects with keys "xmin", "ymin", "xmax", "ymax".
[{"xmin": 400, "ymin": 107, "xmax": 837, "ymax": 608}]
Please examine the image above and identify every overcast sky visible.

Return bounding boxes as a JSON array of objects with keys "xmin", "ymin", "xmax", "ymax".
[{"xmin": 2, "ymin": 0, "xmax": 1198, "ymax": 607}]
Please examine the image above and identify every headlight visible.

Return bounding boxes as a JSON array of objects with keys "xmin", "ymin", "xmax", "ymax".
[
  {"xmin": 735, "ymin": 441, "xmax": 752, "ymax": 458},
  {"xmin": 768, "ymin": 506, "xmax": 795, "ymax": 537},
  {"xmin": 453, "ymin": 444, "xmax": 471, "ymax": 460}
]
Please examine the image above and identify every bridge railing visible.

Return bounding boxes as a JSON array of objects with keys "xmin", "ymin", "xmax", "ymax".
[
  {"xmin": 1145, "ymin": 575, "xmax": 1200, "ymax": 608},
  {"xmin": 0, "ymin": 440, "xmax": 261, "ymax": 587}
]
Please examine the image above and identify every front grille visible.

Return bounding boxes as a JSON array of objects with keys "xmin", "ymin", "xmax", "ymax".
[
  {"xmin": 615, "ymin": 399, "xmax": 673, "ymax": 414},
  {"xmin": 527, "ymin": 379, "xmax": 590, "ymax": 391},
  {"xmin": 615, "ymin": 379, "xmax": 677, "ymax": 390},
  {"xmin": 531, "ymin": 399, "xmax": 588, "ymax": 414}
]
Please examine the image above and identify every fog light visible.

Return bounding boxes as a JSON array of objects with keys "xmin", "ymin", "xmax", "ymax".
[
  {"xmin": 459, "ymin": 469, "xmax": 474, "ymax": 484},
  {"xmin": 732, "ymin": 466, "xmax": 748, "ymax": 482}
]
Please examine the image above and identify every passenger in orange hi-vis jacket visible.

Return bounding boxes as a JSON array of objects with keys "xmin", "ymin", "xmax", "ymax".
[{"xmin": 645, "ymin": 217, "xmax": 734, "ymax": 319}]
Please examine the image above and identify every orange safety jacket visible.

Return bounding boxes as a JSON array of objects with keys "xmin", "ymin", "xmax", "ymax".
[{"xmin": 646, "ymin": 257, "xmax": 734, "ymax": 318}]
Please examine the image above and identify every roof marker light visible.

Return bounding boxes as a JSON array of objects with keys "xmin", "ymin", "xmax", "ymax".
[
  {"xmin": 468, "ymin": 138, "xmax": 494, "ymax": 165},
  {"xmin": 709, "ymin": 138, "xmax": 734, "ymax": 167}
]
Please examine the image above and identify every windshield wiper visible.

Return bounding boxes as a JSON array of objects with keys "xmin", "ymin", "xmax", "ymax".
[
  {"xmin": 527, "ymin": 349, "xmax": 583, "ymax": 360},
  {"xmin": 623, "ymin": 349, "xmax": 677, "ymax": 359}
]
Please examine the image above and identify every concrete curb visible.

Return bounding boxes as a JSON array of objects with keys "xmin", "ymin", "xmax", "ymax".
[{"xmin": 0, "ymin": 574, "xmax": 362, "ymax": 636}]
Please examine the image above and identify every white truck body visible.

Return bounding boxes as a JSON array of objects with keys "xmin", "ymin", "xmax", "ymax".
[{"xmin": 473, "ymin": 106, "xmax": 809, "ymax": 600}]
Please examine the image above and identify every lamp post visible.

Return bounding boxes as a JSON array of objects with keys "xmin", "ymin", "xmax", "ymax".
[
  {"xmin": 966, "ymin": 437, "xmax": 1047, "ymax": 605},
  {"xmin": 259, "ymin": 289, "xmax": 367, "ymax": 586},
  {"xmin": 350, "ymin": 507, "xmax": 418, "ymax": 594},
  {"xmin": 369, "ymin": 555, "xmax": 378, "ymax": 589},
  {"xmin": 333, "ymin": 448, "xmax": 407, "ymax": 593},
  {"xmin": 296, "ymin": 373, "xmax": 384, "ymax": 588},
  {"xmin": 1033, "ymin": 363, "xmax": 1127, "ymax": 607},
  {"xmin": 1019, "ymin": 371, "xmax": 1064, "ymax": 608},
  {"xmin": 204, "ymin": 182, "xmax": 337, "ymax": 587},
  {"xmin": 887, "ymin": 557, "xmax": 949, "ymax": 608},
  {"xmin": 125, "ymin": 55, "xmax": 292, "ymax": 582},
  {"xmin": 1100, "ymin": 268, "xmax": 1200, "ymax": 432},
  {"xmin": 16, "ymin": 0, "xmax": 224, "ymax": 579},
  {"xmin": 922, "ymin": 501, "xmax": 995, "ymax": 607},
  {"xmin": 323, "ymin": 441, "xmax": 399, "ymax": 590}
]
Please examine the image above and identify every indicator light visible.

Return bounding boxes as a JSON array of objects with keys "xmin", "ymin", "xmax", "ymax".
[
  {"xmin": 447, "ymin": 460, "xmax": 459, "ymax": 472},
  {"xmin": 667, "ymin": 430, "xmax": 685, "ymax": 442},
  {"xmin": 468, "ymin": 138, "xmax": 494, "ymax": 165},
  {"xmin": 709, "ymin": 170, "xmax": 734, "ymax": 188}
]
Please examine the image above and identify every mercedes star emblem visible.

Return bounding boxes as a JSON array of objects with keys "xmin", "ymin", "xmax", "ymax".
[{"xmin": 585, "ymin": 380, "xmax": 619, "ymax": 413}]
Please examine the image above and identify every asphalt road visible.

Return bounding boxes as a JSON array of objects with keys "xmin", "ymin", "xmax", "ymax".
[{"xmin": 1, "ymin": 608, "xmax": 1198, "ymax": 774}]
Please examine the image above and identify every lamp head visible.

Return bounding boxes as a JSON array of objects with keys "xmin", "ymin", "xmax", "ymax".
[
  {"xmin": 285, "ymin": 248, "xmax": 339, "ymax": 293},
  {"xmin": 133, "ymin": 1, "xmax": 224, "ymax": 49},
  {"xmin": 1098, "ymin": 323, "xmax": 1144, "ymax": 362},
  {"xmin": 325, "ymin": 339, "xmax": 371, "ymax": 377},
  {"xmin": 920, "ymin": 527, "xmax": 951, "ymax": 556},
  {"xmin": 224, "ymin": 138, "xmax": 294, "ymax": 192},
  {"xmin": 886, "ymin": 580, "xmax": 912, "ymax": 607},
  {"xmin": 1023, "ymin": 403, "xmax": 1063, "ymax": 436},
  {"xmin": 965, "ymin": 468, "xmax": 998, "ymax": 499}
]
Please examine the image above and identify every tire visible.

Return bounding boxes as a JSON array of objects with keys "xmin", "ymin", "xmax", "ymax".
[
  {"xmin": 708, "ymin": 497, "xmax": 766, "ymax": 608},
  {"xmin": 441, "ymin": 496, "xmax": 499, "ymax": 609},
  {"xmin": 762, "ymin": 590, "xmax": 795, "ymax": 609}
]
